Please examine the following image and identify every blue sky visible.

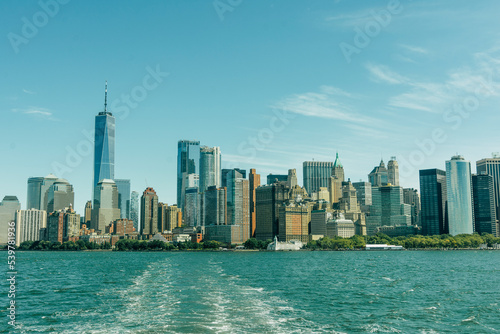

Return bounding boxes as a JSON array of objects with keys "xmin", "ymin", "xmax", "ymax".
[{"xmin": 2, "ymin": 0, "xmax": 500, "ymax": 212}]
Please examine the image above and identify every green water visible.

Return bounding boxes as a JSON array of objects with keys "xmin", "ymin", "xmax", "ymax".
[{"xmin": 2, "ymin": 250, "xmax": 499, "ymax": 333}]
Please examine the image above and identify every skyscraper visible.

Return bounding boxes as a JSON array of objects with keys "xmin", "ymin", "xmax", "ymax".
[
  {"xmin": 477, "ymin": 156, "xmax": 500, "ymax": 219},
  {"xmin": 387, "ymin": 157, "xmax": 400, "ymax": 186},
  {"xmin": 255, "ymin": 182, "xmax": 289, "ymax": 240},
  {"xmin": 403, "ymin": 188, "xmax": 421, "ymax": 226},
  {"xmin": 199, "ymin": 146, "xmax": 221, "ymax": 193},
  {"xmin": 130, "ymin": 191, "xmax": 139, "ymax": 232},
  {"xmin": 92, "ymin": 179, "xmax": 120, "ymax": 232},
  {"xmin": 184, "ymin": 187, "xmax": 201, "ymax": 227},
  {"xmin": 115, "ymin": 179, "xmax": 131, "ymax": 219},
  {"xmin": 140, "ymin": 187, "xmax": 159, "ymax": 235},
  {"xmin": 365, "ymin": 185, "xmax": 411, "ymax": 235},
  {"xmin": 419, "ymin": 169, "xmax": 448, "ymax": 235},
  {"xmin": 287, "ymin": 169, "xmax": 298, "ymax": 188},
  {"xmin": 0, "ymin": 196, "xmax": 21, "ymax": 245},
  {"xmin": 368, "ymin": 160, "xmax": 388, "ymax": 187},
  {"xmin": 15, "ymin": 209, "xmax": 47, "ymax": 246},
  {"xmin": 303, "ymin": 161, "xmax": 334, "ymax": 194},
  {"xmin": 249, "ymin": 169, "xmax": 261, "ymax": 237},
  {"xmin": 46, "ymin": 178, "xmax": 74, "ymax": 213},
  {"xmin": 329, "ymin": 153, "xmax": 345, "ymax": 204},
  {"xmin": 177, "ymin": 140, "xmax": 200, "ymax": 210},
  {"xmin": 352, "ymin": 181, "xmax": 372, "ymax": 208},
  {"xmin": 93, "ymin": 82, "xmax": 115, "ymax": 201},
  {"xmin": 204, "ymin": 186, "xmax": 227, "ymax": 226},
  {"xmin": 472, "ymin": 173, "xmax": 498, "ymax": 236},
  {"xmin": 84, "ymin": 201, "xmax": 92, "ymax": 226},
  {"xmin": 37, "ymin": 174, "xmax": 58, "ymax": 212},
  {"xmin": 26, "ymin": 177, "xmax": 44, "ymax": 210},
  {"xmin": 446, "ymin": 155, "xmax": 474, "ymax": 236}
]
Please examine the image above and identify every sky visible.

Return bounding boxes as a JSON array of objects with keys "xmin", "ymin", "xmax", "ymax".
[{"xmin": 2, "ymin": 0, "xmax": 500, "ymax": 213}]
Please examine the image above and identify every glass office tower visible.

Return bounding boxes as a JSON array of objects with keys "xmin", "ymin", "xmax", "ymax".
[
  {"xmin": 446, "ymin": 156, "xmax": 474, "ymax": 235},
  {"xmin": 199, "ymin": 146, "xmax": 222, "ymax": 193},
  {"xmin": 93, "ymin": 83, "xmax": 115, "ymax": 201},
  {"xmin": 115, "ymin": 179, "xmax": 131, "ymax": 219},
  {"xmin": 177, "ymin": 140, "xmax": 200, "ymax": 210},
  {"xmin": 419, "ymin": 169, "xmax": 448, "ymax": 235}
]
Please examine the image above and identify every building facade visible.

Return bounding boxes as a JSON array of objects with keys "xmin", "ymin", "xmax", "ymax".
[
  {"xmin": 387, "ymin": 157, "xmax": 400, "ymax": 186},
  {"xmin": 0, "ymin": 196, "xmax": 21, "ymax": 245},
  {"xmin": 249, "ymin": 169, "xmax": 261, "ymax": 238},
  {"xmin": 199, "ymin": 146, "xmax": 221, "ymax": 193},
  {"xmin": 46, "ymin": 178, "xmax": 74, "ymax": 213},
  {"xmin": 446, "ymin": 156, "xmax": 474, "ymax": 235},
  {"xmin": 115, "ymin": 179, "xmax": 131, "ymax": 219},
  {"xmin": 177, "ymin": 140, "xmax": 200, "ymax": 210},
  {"xmin": 472, "ymin": 173, "xmax": 498, "ymax": 236},
  {"xmin": 303, "ymin": 161, "xmax": 334, "ymax": 195},
  {"xmin": 15, "ymin": 209, "xmax": 46, "ymax": 246},
  {"xmin": 92, "ymin": 179, "xmax": 120, "ymax": 232},
  {"xmin": 130, "ymin": 191, "xmax": 139, "ymax": 232},
  {"xmin": 93, "ymin": 83, "xmax": 115, "ymax": 201},
  {"xmin": 419, "ymin": 168, "xmax": 448, "ymax": 236},
  {"xmin": 140, "ymin": 187, "xmax": 159, "ymax": 235}
]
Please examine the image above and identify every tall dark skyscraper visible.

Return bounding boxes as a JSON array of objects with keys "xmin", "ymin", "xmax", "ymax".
[
  {"xmin": 177, "ymin": 140, "xmax": 200, "ymax": 210},
  {"xmin": 477, "ymin": 157, "xmax": 500, "ymax": 220},
  {"xmin": 93, "ymin": 82, "xmax": 115, "ymax": 202},
  {"xmin": 472, "ymin": 173, "xmax": 498, "ymax": 236},
  {"xmin": 419, "ymin": 169, "xmax": 448, "ymax": 235}
]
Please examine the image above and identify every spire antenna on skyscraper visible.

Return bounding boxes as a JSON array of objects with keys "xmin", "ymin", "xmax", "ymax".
[{"xmin": 104, "ymin": 80, "xmax": 108, "ymax": 113}]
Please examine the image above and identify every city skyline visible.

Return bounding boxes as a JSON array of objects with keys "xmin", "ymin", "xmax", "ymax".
[{"xmin": 3, "ymin": 0, "xmax": 500, "ymax": 213}]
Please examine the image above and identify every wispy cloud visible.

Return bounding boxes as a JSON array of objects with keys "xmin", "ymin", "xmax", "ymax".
[
  {"xmin": 273, "ymin": 85, "xmax": 365, "ymax": 122},
  {"xmin": 365, "ymin": 63, "xmax": 409, "ymax": 85},
  {"xmin": 22, "ymin": 89, "xmax": 36, "ymax": 94},
  {"xmin": 399, "ymin": 44, "xmax": 429, "ymax": 55},
  {"xmin": 11, "ymin": 107, "xmax": 55, "ymax": 119},
  {"xmin": 386, "ymin": 50, "xmax": 500, "ymax": 113}
]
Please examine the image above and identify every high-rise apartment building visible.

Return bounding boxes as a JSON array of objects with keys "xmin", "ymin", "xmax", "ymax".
[
  {"xmin": 130, "ymin": 191, "xmax": 139, "ymax": 232},
  {"xmin": 140, "ymin": 187, "xmax": 159, "ymax": 235},
  {"xmin": 177, "ymin": 140, "xmax": 200, "ymax": 210},
  {"xmin": 419, "ymin": 168, "xmax": 448, "ymax": 235},
  {"xmin": 14, "ymin": 209, "xmax": 46, "ymax": 246},
  {"xmin": 446, "ymin": 155, "xmax": 474, "ymax": 236},
  {"xmin": 93, "ymin": 83, "xmax": 115, "ymax": 202}
]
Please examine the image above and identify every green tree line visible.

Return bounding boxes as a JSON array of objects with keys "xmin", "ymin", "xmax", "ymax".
[
  {"xmin": 305, "ymin": 233, "xmax": 500, "ymax": 250},
  {"xmin": 14, "ymin": 239, "xmax": 224, "ymax": 251}
]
